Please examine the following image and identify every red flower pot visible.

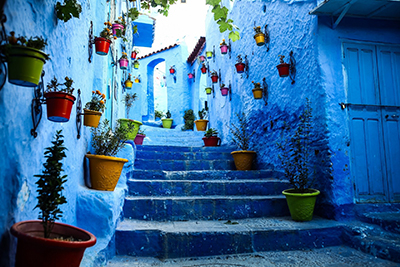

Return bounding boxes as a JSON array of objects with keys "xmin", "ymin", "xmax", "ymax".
[
  {"xmin": 220, "ymin": 45, "xmax": 228, "ymax": 54},
  {"xmin": 277, "ymin": 63, "xmax": 290, "ymax": 77},
  {"xmin": 170, "ymin": 68, "xmax": 175, "ymax": 74},
  {"xmin": 201, "ymin": 67, "xmax": 207, "ymax": 74},
  {"xmin": 202, "ymin": 136, "xmax": 221, "ymax": 147},
  {"xmin": 220, "ymin": 87, "xmax": 229, "ymax": 96},
  {"xmin": 211, "ymin": 75, "xmax": 218, "ymax": 83},
  {"xmin": 119, "ymin": 58, "xmax": 129, "ymax": 70},
  {"xmin": 235, "ymin": 62, "xmax": 245, "ymax": 73},
  {"xmin": 134, "ymin": 134, "xmax": 145, "ymax": 145},
  {"xmin": 94, "ymin": 37, "xmax": 111, "ymax": 56},
  {"xmin": 131, "ymin": 51, "xmax": 137, "ymax": 59},
  {"xmin": 44, "ymin": 92, "xmax": 76, "ymax": 122},
  {"xmin": 11, "ymin": 220, "xmax": 96, "ymax": 267}
]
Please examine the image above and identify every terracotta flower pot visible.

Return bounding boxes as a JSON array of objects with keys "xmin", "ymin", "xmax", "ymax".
[
  {"xmin": 11, "ymin": 220, "xmax": 96, "ymax": 267},
  {"xmin": 252, "ymin": 88, "xmax": 263, "ymax": 99},
  {"xmin": 202, "ymin": 136, "xmax": 221, "ymax": 147},
  {"xmin": 277, "ymin": 63, "xmax": 290, "ymax": 77},
  {"xmin": 205, "ymin": 87, "xmax": 212, "ymax": 95},
  {"xmin": 220, "ymin": 45, "xmax": 228, "ymax": 54},
  {"xmin": 235, "ymin": 62, "xmax": 245, "ymax": 73},
  {"xmin": 7, "ymin": 46, "xmax": 47, "ymax": 87},
  {"xmin": 254, "ymin": 33, "xmax": 265, "ymax": 46},
  {"xmin": 231, "ymin": 150, "xmax": 256, "ymax": 170},
  {"xmin": 119, "ymin": 58, "xmax": 128, "ymax": 70},
  {"xmin": 201, "ymin": 67, "xmax": 207, "ymax": 74},
  {"xmin": 94, "ymin": 37, "xmax": 111, "ymax": 56},
  {"xmin": 134, "ymin": 134, "xmax": 145, "ymax": 145},
  {"xmin": 211, "ymin": 75, "xmax": 218, "ymax": 83},
  {"xmin": 194, "ymin": 119, "xmax": 209, "ymax": 131},
  {"xmin": 112, "ymin": 23, "xmax": 124, "ymax": 36},
  {"xmin": 44, "ymin": 92, "xmax": 76, "ymax": 122},
  {"xmin": 83, "ymin": 108, "xmax": 102, "ymax": 128},
  {"xmin": 220, "ymin": 87, "xmax": 229, "ymax": 96}
]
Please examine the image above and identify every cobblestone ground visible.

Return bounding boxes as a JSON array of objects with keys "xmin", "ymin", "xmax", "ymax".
[{"xmin": 107, "ymin": 246, "xmax": 400, "ymax": 267}]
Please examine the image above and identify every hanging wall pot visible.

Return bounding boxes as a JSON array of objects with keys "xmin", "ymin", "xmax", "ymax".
[
  {"xmin": 169, "ymin": 66, "xmax": 176, "ymax": 74},
  {"xmin": 45, "ymin": 92, "xmax": 76, "ymax": 122},
  {"xmin": 277, "ymin": 55, "xmax": 290, "ymax": 77},
  {"xmin": 220, "ymin": 84, "xmax": 228, "ymax": 96},
  {"xmin": 188, "ymin": 73, "xmax": 194, "ymax": 79},
  {"xmin": 210, "ymin": 71, "xmax": 218, "ymax": 83},
  {"xmin": 131, "ymin": 49, "xmax": 139, "ymax": 60},
  {"xmin": 206, "ymin": 51, "xmax": 213, "ymax": 59},
  {"xmin": 253, "ymin": 26, "xmax": 266, "ymax": 46},
  {"xmin": 133, "ymin": 60, "xmax": 139, "ymax": 69},
  {"xmin": 94, "ymin": 37, "xmax": 111, "ymax": 56},
  {"xmin": 205, "ymin": 87, "xmax": 212, "ymax": 95},
  {"xmin": 220, "ymin": 39, "xmax": 228, "ymax": 54},
  {"xmin": 200, "ymin": 64, "xmax": 207, "ymax": 74},
  {"xmin": 119, "ymin": 57, "xmax": 128, "ymax": 70},
  {"xmin": 83, "ymin": 109, "xmax": 102, "ymax": 128},
  {"xmin": 125, "ymin": 75, "xmax": 133, "ymax": 89},
  {"xmin": 111, "ymin": 23, "xmax": 124, "ymax": 36},
  {"xmin": 252, "ymin": 81, "xmax": 263, "ymax": 99}
]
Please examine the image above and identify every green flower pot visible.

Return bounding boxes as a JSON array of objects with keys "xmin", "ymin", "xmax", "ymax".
[
  {"xmin": 119, "ymin": 118, "xmax": 142, "ymax": 140},
  {"xmin": 282, "ymin": 189, "xmax": 320, "ymax": 221},
  {"xmin": 7, "ymin": 46, "xmax": 47, "ymax": 87},
  {"xmin": 161, "ymin": 118, "xmax": 173, "ymax": 129},
  {"xmin": 206, "ymin": 51, "xmax": 213, "ymax": 59}
]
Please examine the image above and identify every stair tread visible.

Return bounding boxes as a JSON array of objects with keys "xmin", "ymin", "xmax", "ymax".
[
  {"xmin": 128, "ymin": 179, "xmax": 288, "ymax": 183},
  {"xmin": 125, "ymin": 195, "xmax": 286, "ymax": 200}
]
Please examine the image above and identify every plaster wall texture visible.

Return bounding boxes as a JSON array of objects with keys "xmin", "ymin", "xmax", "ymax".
[{"xmin": 0, "ymin": 0, "xmax": 134, "ymax": 265}]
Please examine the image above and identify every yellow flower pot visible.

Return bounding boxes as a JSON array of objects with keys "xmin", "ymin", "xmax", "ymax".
[
  {"xmin": 134, "ymin": 79, "xmax": 140, "ymax": 83},
  {"xmin": 252, "ymin": 88, "xmax": 263, "ymax": 99},
  {"xmin": 83, "ymin": 109, "xmax": 102, "ymax": 128},
  {"xmin": 161, "ymin": 118, "xmax": 173, "ymax": 129},
  {"xmin": 231, "ymin": 150, "xmax": 256, "ymax": 170},
  {"xmin": 85, "ymin": 154, "xmax": 128, "ymax": 191},
  {"xmin": 254, "ymin": 33, "xmax": 265, "ymax": 46},
  {"xmin": 125, "ymin": 80, "xmax": 133, "ymax": 89},
  {"xmin": 194, "ymin": 119, "xmax": 209, "ymax": 131}
]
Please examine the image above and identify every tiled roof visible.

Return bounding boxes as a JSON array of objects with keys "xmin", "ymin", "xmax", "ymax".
[
  {"xmin": 187, "ymin": 36, "xmax": 206, "ymax": 64},
  {"xmin": 137, "ymin": 43, "xmax": 179, "ymax": 60}
]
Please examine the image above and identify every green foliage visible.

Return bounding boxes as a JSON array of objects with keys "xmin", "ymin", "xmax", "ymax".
[
  {"xmin": 181, "ymin": 109, "xmax": 195, "ymax": 131},
  {"xmin": 46, "ymin": 76, "xmax": 75, "ymax": 94},
  {"xmin": 165, "ymin": 110, "xmax": 172, "ymax": 118},
  {"xmin": 155, "ymin": 110, "xmax": 164, "ymax": 119},
  {"xmin": 198, "ymin": 108, "xmax": 208, "ymax": 120},
  {"xmin": 127, "ymin": 7, "xmax": 140, "ymax": 21},
  {"xmin": 91, "ymin": 119, "xmax": 131, "ymax": 156},
  {"xmin": 3, "ymin": 32, "xmax": 50, "ymax": 59},
  {"xmin": 34, "ymin": 130, "xmax": 67, "ymax": 238},
  {"xmin": 277, "ymin": 99, "xmax": 314, "ymax": 193},
  {"xmin": 206, "ymin": 0, "xmax": 240, "ymax": 42},
  {"xmin": 140, "ymin": 0, "xmax": 178, "ymax": 16},
  {"xmin": 122, "ymin": 93, "xmax": 137, "ymax": 119},
  {"xmin": 55, "ymin": 0, "xmax": 82, "ymax": 22},
  {"xmin": 85, "ymin": 90, "xmax": 106, "ymax": 113},
  {"xmin": 229, "ymin": 112, "xmax": 254, "ymax": 151},
  {"xmin": 204, "ymin": 128, "xmax": 218, "ymax": 138}
]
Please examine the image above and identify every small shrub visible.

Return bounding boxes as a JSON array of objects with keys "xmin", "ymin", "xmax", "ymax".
[{"xmin": 181, "ymin": 109, "xmax": 195, "ymax": 131}]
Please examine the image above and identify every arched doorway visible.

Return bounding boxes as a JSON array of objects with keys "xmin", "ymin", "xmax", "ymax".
[{"xmin": 144, "ymin": 58, "xmax": 167, "ymax": 121}]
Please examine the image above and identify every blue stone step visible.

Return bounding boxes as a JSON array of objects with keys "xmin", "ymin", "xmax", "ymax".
[
  {"xmin": 128, "ymin": 170, "xmax": 281, "ymax": 181},
  {"xmin": 115, "ymin": 217, "xmax": 344, "ymax": 258},
  {"xmin": 136, "ymin": 145, "xmax": 236, "ymax": 153},
  {"xmin": 127, "ymin": 178, "xmax": 290, "ymax": 197},
  {"xmin": 134, "ymin": 158, "xmax": 235, "ymax": 171},
  {"xmin": 136, "ymin": 150, "xmax": 233, "ymax": 161},
  {"xmin": 123, "ymin": 195, "xmax": 289, "ymax": 221},
  {"xmin": 359, "ymin": 212, "xmax": 400, "ymax": 235}
]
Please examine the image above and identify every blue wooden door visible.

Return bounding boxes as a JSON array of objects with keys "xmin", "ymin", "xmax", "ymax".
[{"xmin": 343, "ymin": 42, "xmax": 400, "ymax": 203}]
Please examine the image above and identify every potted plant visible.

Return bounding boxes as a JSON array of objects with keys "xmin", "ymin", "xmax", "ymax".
[
  {"xmin": 220, "ymin": 82, "xmax": 229, "ymax": 96},
  {"xmin": 194, "ymin": 108, "xmax": 208, "ymax": 131},
  {"xmin": 155, "ymin": 110, "xmax": 164, "ymax": 121},
  {"xmin": 277, "ymin": 55, "xmax": 290, "ymax": 77},
  {"xmin": 125, "ymin": 74, "xmax": 133, "ymax": 89},
  {"xmin": 202, "ymin": 128, "xmax": 221, "ymax": 147},
  {"xmin": 119, "ymin": 93, "xmax": 142, "ymax": 140},
  {"xmin": 3, "ymin": 32, "xmax": 49, "ymax": 87},
  {"xmin": 131, "ymin": 48, "xmax": 139, "ymax": 59},
  {"xmin": 210, "ymin": 70, "xmax": 218, "ymax": 83},
  {"xmin": 133, "ymin": 76, "xmax": 140, "ymax": 83},
  {"xmin": 220, "ymin": 39, "xmax": 228, "ymax": 54},
  {"xmin": 86, "ymin": 120, "xmax": 131, "ymax": 191},
  {"xmin": 169, "ymin": 66, "xmax": 176, "ymax": 74},
  {"xmin": 11, "ymin": 130, "xmax": 96, "ymax": 267},
  {"xmin": 112, "ymin": 16, "xmax": 126, "ymax": 38},
  {"xmin": 94, "ymin": 22, "xmax": 115, "ymax": 55},
  {"xmin": 162, "ymin": 110, "xmax": 173, "ymax": 129},
  {"xmin": 200, "ymin": 63, "xmax": 207, "ymax": 74},
  {"xmin": 134, "ymin": 128, "xmax": 146, "ymax": 145},
  {"xmin": 55, "ymin": 0, "xmax": 82, "ymax": 22},
  {"xmin": 235, "ymin": 55, "xmax": 245, "ymax": 73},
  {"xmin": 84, "ymin": 90, "xmax": 106, "ymax": 127},
  {"xmin": 198, "ymin": 55, "xmax": 206, "ymax": 62},
  {"xmin": 44, "ymin": 76, "xmax": 76, "ymax": 122},
  {"xmin": 253, "ymin": 26, "xmax": 265, "ymax": 46},
  {"xmin": 133, "ymin": 59, "xmax": 140, "ymax": 69},
  {"xmin": 277, "ymin": 99, "xmax": 320, "ymax": 221},
  {"xmin": 252, "ymin": 81, "xmax": 263, "ymax": 99},
  {"xmin": 188, "ymin": 72, "xmax": 194, "ymax": 79},
  {"xmin": 119, "ymin": 52, "xmax": 129, "ymax": 70},
  {"xmin": 181, "ymin": 109, "xmax": 195, "ymax": 131},
  {"xmin": 229, "ymin": 112, "xmax": 256, "ymax": 170},
  {"xmin": 205, "ymin": 87, "xmax": 212, "ymax": 95},
  {"xmin": 206, "ymin": 51, "xmax": 213, "ymax": 59}
]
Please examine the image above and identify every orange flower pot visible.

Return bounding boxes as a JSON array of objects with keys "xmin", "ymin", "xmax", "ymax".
[
  {"xmin": 252, "ymin": 88, "xmax": 263, "ymax": 99},
  {"xmin": 231, "ymin": 150, "xmax": 256, "ymax": 170},
  {"xmin": 194, "ymin": 119, "xmax": 209, "ymax": 131},
  {"xmin": 44, "ymin": 92, "xmax": 76, "ymax": 122}
]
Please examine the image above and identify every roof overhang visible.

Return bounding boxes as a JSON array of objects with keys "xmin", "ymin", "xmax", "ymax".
[{"xmin": 310, "ymin": 0, "xmax": 400, "ymax": 28}]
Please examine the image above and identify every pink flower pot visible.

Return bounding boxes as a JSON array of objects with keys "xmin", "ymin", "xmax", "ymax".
[
  {"xmin": 134, "ymin": 134, "xmax": 145, "ymax": 145},
  {"xmin": 119, "ymin": 58, "xmax": 128, "ymax": 70},
  {"xmin": 199, "ymin": 55, "xmax": 205, "ymax": 62},
  {"xmin": 188, "ymin": 73, "xmax": 194, "ymax": 79},
  {"xmin": 221, "ymin": 87, "xmax": 229, "ymax": 96},
  {"xmin": 220, "ymin": 45, "xmax": 228, "ymax": 54},
  {"xmin": 112, "ymin": 24, "xmax": 124, "ymax": 36}
]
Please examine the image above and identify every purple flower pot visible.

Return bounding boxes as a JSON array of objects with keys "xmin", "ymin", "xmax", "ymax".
[
  {"xmin": 221, "ymin": 87, "xmax": 229, "ymax": 96},
  {"xmin": 112, "ymin": 24, "xmax": 124, "ymax": 36},
  {"xmin": 119, "ymin": 58, "xmax": 129, "ymax": 70}
]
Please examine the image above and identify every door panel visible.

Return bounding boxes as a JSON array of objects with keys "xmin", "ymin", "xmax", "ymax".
[{"xmin": 377, "ymin": 46, "xmax": 400, "ymax": 106}]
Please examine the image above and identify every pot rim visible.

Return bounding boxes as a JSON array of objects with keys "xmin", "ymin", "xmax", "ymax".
[
  {"xmin": 94, "ymin": 37, "xmax": 112, "ymax": 43},
  {"xmin": 195, "ymin": 119, "xmax": 209, "ymax": 123},
  {"xmin": 83, "ymin": 108, "xmax": 102, "ymax": 115},
  {"xmin": 231, "ymin": 150, "xmax": 256, "ymax": 155},
  {"xmin": 161, "ymin": 118, "xmax": 173, "ymax": 121},
  {"xmin": 44, "ymin": 91, "xmax": 76, "ymax": 101},
  {"xmin": 282, "ymin": 188, "xmax": 320, "ymax": 197},
  {"xmin": 85, "ymin": 153, "xmax": 128, "ymax": 163}
]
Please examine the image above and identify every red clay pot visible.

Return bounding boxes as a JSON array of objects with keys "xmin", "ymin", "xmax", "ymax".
[
  {"xmin": 277, "ymin": 63, "xmax": 290, "ymax": 77},
  {"xmin": 202, "ymin": 136, "xmax": 221, "ymax": 147},
  {"xmin": 211, "ymin": 75, "xmax": 218, "ymax": 83},
  {"xmin": 134, "ymin": 134, "xmax": 146, "ymax": 145},
  {"xmin": 201, "ymin": 67, "xmax": 207, "ymax": 74},
  {"xmin": 131, "ymin": 51, "xmax": 137, "ymax": 59},
  {"xmin": 169, "ymin": 68, "xmax": 175, "ymax": 74},
  {"xmin": 235, "ymin": 62, "xmax": 245, "ymax": 73},
  {"xmin": 94, "ymin": 37, "xmax": 111, "ymax": 56},
  {"xmin": 11, "ymin": 220, "xmax": 96, "ymax": 267},
  {"xmin": 44, "ymin": 92, "xmax": 76, "ymax": 122}
]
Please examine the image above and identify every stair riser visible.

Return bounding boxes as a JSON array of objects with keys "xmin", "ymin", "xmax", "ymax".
[
  {"xmin": 115, "ymin": 227, "xmax": 343, "ymax": 258},
  {"xmin": 123, "ymin": 198, "xmax": 289, "ymax": 221},
  {"xmin": 128, "ymin": 181, "xmax": 290, "ymax": 196},
  {"xmin": 134, "ymin": 159, "xmax": 235, "ymax": 171},
  {"xmin": 136, "ymin": 145, "xmax": 236, "ymax": 153},
  {"xmin": 136, "ymin": 151, "xmax": 233, "ymax": 161}
]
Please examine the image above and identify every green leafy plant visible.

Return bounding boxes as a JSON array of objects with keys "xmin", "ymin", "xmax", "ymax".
[
  {"xmin": 122, "ymin": 93, "xmax": 137, "ymax": 119},
  {"xmin": 55, "ymin": 0, "xmax": 82, "ymax": 22},
  {"xmin": 278, "ymin": 55, "xmax": 286, "ymax": 64},
  {"xmin": 229, "ymin": 112, "xmax": 254, "ymax": 151},
  {"xmin": 236, "ymin": 55, "xmax": 243, "ymax": 64},
  {"xmin": 204, "ymin": 128, "xmax": 218, "ymax": 138},
  {"xmin": 181, "ymin": 109, "xmax": 195, "ymax": 131},
  {"xmin": 155, "ymin": 110, "xmax": 164, "ymax": 119},
  {"xmin": 34, "ymin": 130, "xmax": 67, "ymax": 238},
  {"xmin": 140, "ymin": 0, "xmax": 178, "ymax": 16},
  {"xmin": 252, "ymin": 81, "xmax": 261, "ymax": 88},
  {"xmin": 165, "ymin": 110, "xmax": 172, "ymax": 119},
  {"xmin": 91, "ymin": 119, "xmax": 132, "ymax": 156},
  {"xmin": 85, "ymin": 90, "xmax": 106, "ymax": 113},
  {"xmin": 254, "ymin": 25, "xmax": 263, "ymax": 34},
  {"xmin": 46, "ymin": 76, "xmax": 75, "ymax": 94},
  {"xmin": 210, "ymin": 70, "xmax": 218, "ymax": 76},
  {"xmin": 3, "ymin": 32, "xmax": 50, "ymax": 59},
  {"xmin": 277, "ymin": 99, "xmax": 314, "ymax": 193},
  {"xmin": 98, "ymin": 22, "xmax": 115, "ymax": 41},
  {"xmin": 198, "ymin": 108, "xmax": 208, "ymax": 120},
  {"xmin": 206, "ymin": 0, "xmax": 240, "ymax": 41}
]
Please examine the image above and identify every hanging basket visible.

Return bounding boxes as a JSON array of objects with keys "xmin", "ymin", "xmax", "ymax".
[
  {"xmin": 83, "ymin": 109, "xmax": 102, "ymax": 128},
  {"xmin": 131, "ymin": 51, "xmax": 137, "ymax": 60},
  {"xmin": 202, "ymin": 136, "xmax": 221, "ymax": 147},
  {"xmin": 220, "ymin": 45, "xmax": 228, "ymax": 54},
  {"xmin": 206, "ymin": 51, "xmax": 213, "ymax": 59},
  {"xmin": 119, "ymin": 58, "xmax": 128, "ymax": 70},
  {"xmin": 205, "ymin": 87, "xmax": 212, "ymax": 95},
  {"xmin": 44, "ymin": 92, "xmax": 76, "ymax": 122},
  {"xmin": 7, "ymin": 46, "xmax": 47, "ymax": 87},
  {"xmin": 277, "ymin": 63, "xmax": 290, "ymax": 77},
  {"xmin": 211, "ymin": 75, "xmax": 218, "ymax": 83},
  {"xmin": 254, "ymin": 33, "xmax": 265, "ymax": 46},
  {"xmin": 220, "ymin": 87, "xmax": 229, "ymax": 96},
  {"xmin": 201, "ymin": 67, "xmax": 207, "ymax": 74},
  {"xmin": 252, "ymin": 88, "xmax": 263, "ymax": 99},
  {"xmin": 94, "ymin": 37, "xmax": 111, "ymax": 56},
  {"xmin": 235, "ymin": 62, "xmax": 245, "ymax": 73},
  {"xmin": 111, "ymin": 23, "xmax": 124, "ymax": 36}
]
